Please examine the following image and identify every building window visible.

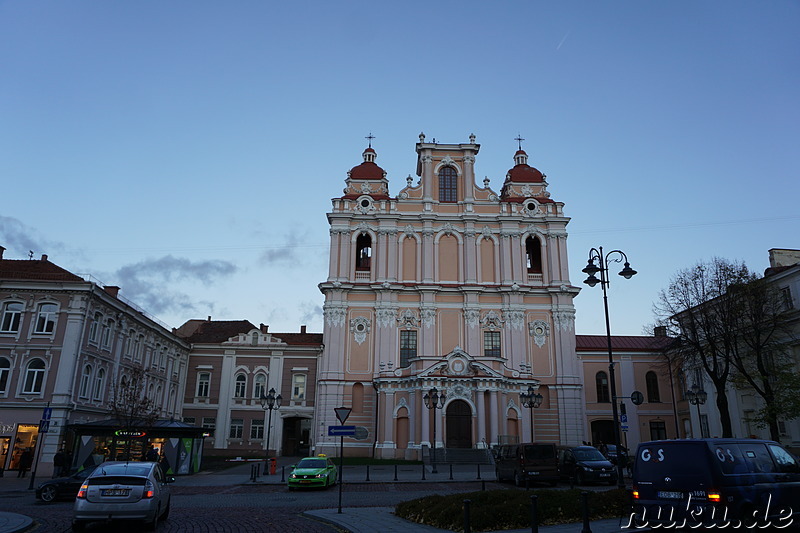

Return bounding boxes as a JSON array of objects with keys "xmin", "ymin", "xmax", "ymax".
[
  {"xmin": 254, "ymin": 373, "xmax": 266, "ymax": 399},
  {"xmin": 646, "ymin": 371, "xmax": 661, "ymax": 403},
  {"xmin": 700, "ymin": 414, "xmax": 710, "ymax": 438},
  {"xmin": 89, "ymin": 313, "xmax": 101, "ymax": 343},
  {"xmin": 197, "ymin": 372, "xmax": 210, "ymax": 397},
  {"xmin": 134, "ymin": 335, "xmax": 143, "ymax": 362},
  {"xmin": 234, "ymin": 374, "xmax": 247, "ymax": 398},
  {"xmin": 34, "ymin": 303, "xmax": 57, "ymax": 334},
  {"xmin": 596, "ymin": 371, "xmax": 610, "ymax": 403},
  {"xmin": 355, "ymin": 234, "xmax": 372, "ymax": 271},
  {"xmin": 438, "ymin": 166, "xmax": 457, "ymax": 202},
  {"xmin": 250, "ymin": 419, "xmax": 265, "ymax": 440},
  {"xmin": 0, "ymin": 358, "xmax": 10, "ymax": 393},
  {"xmin": 183, "ymin": 417, "xmax": 196, "ymax": 426},
  {"xmin": 201, "ymin": 417, "xmax": 216, "ymax": 429},
  {"xmin": 1, "ymin": 302, "xmax": 23, "ymax": 333},
  {"xmin": 229, "ymin": 418, "xmax": 244, "ymax": 439},
  {"xmin": 399, "ymin": 330, "xmax": 418, "ymax": 367},
  {"xmin": 484, "ymin": 331, "xmax": 501, "ymax": 358},
  {"xmin": 101, "ymin": 319, "xmax": 114, "ymax": 348},
  {"xmin": 124, "ymin": 329, "xmax": 135, "ymax": 359},
  {"xmin": 525, "ymin": 236, "xmax": 542, "ymax": 273},
  {"xmin": 93, "ymin": 368, "xmax": 105, "ymax": 401},
  {"xmin": 23, "ymin": 358, "xmax": 46, "ymax": 394},
  {"xmin": 649, "ymin": 420, "xmax": 667, "ymax": 440},
  {"xmin": 292, "ymin": 374, "xmax": 306, "ymax": 401},
  {"xmin": 781, "ymin": 287, "xmax": 793, "ymax": 310},
  {"xmin": 79, "ymin": 365, "xmax": 92, "ymax": 398}
]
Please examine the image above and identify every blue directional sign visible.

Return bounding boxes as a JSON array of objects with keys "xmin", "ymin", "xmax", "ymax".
[
  {"xmin": 42, "ymin": 407, "xmax": 52, "ymax": 420},
  {"xmin": 328, "ymin": 425, "xmax": 356, "ymax": 436},
  {"xmin": 619, "ymin": 414, "xmax": 628, "ymax": 424}
]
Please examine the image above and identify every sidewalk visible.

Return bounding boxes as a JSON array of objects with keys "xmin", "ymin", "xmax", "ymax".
[{"xmin": 0, "ymin": 473, "xmax": 38, "ymax": 533}]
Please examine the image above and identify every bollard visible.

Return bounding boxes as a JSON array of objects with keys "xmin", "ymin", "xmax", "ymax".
[
  {"xmin": 481, "ymin": 480, "xmax": 485, "ymax": 491},
  {"xmin": 580, "ymin": 491, "xmax": 592, "ymax": 533},
  {"xmin": 463, "ymin": 499, "xmax": 472, "ymax": 533},
  {"xmin": 280, "ymin": 465, "xmax": 285, "ymax": 483},
  {"xmin": 256, "ymin": 462, "xmax": 261, "ymax": 478},
  {"xmin": 422, "ymin": 463, "xmax": 426, "ymax": 480},
  {"xmin": 394, "ymin": 464, "xmax": 398, "ymax": 481},
  {"xmin": 476, "ymin": 463, "xmax": 481, "ymax": 480},
  {"xmin": 449, "ymin": 464, "xmax": 453, "ymax": 481},
  {"xmin": 530, "ymin": 494, "xmax": 539, "ymax": 533},
  {"xmin": 366, "ymin": 464, "xmax": 370, "ymax": 481}
]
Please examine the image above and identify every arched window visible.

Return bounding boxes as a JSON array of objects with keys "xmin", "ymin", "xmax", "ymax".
[
  {"xmin": 156, "ymin": 385, "xmax": 163, "ymax": 405},
  {"xmin": 438, "ymin": 166, "xmax": 457, "ymax": 202},
  {"xmin": 525, "ymin": 236, "xmax": 543, "ymax": 273},
  {"xmin": 93, "ymin": 368, "xmax": 105, "ymax": 401},
  {"xmin": 355, "ymin": 234, "xmax": 372, "ymax": 271},
  {"xmin": 292, "ymin": 374, "xmax": 306, "ymax": 401},
  {"xmin": 251, "ymin": 332, "xmax": 259, "ymax": 345},
  {"xmin": 101, "ymin": 318, "xmax": 114, "ymax": 348},
  {"xmin": 34, "ymin": 303, "xmax": 58, "ymax": 334},
  {"xmin": 0, "ymin": 358, "xmax": 10, "ymax": 393},
  {"xmin": 23, "ymin": 359, "xmax": 46, "ymax": 394},
  {"xmin": 125, "ymin": 329, "xmax": 136, "ymax": 358},
  {"xmin": 79, "ymin": 365, "xmax": 92, "ymax": 398},
  {"xmin": 89, "ymin": 312, "xmax": 102, "ymax": 343},
  {"xmin": 352, "ymin": 382, "xmax": 364, "ymax": 413},
  {"xmin": 254, "ymin": 373, "xmax": 266, "ymax": 399},
  {"xmin": 0, "ymin": 302, "xmax": 23, "ymax": 333},
  {"xmin": 134, "ymin": 335, "xmax": 143, "ymax": 362},
  {"xmin": 234, "ymin": 374, "xmax": 247, "ymax": 398},
  {"xmin": 646, "ymin": 371, "xmax": 661, "ymax": 403},
  {"xmin": 596, "ymin": 371, "xmax": 610, "ymax": 403}
]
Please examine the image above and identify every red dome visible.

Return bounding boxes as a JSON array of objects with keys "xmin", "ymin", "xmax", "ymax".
[
  {"xmin": 350, "ymin": 161, "xmax": 385, "ymax": 180},
  {"xmin": 507, "ymin": 164, "xmax": 544, "ymax": 183}
]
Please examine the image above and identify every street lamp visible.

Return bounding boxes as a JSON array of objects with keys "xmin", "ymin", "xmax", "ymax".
[
  {"xmin": 582, "ymin": 246, "xmax": 637, "ymax": 489},
  {"xmin": 423, "ymin": 387, "xmax": 446, "ymax": 473},
  {"xmin": 685, "ymin": 383, "xmax": 707, "ymax": 438},
  {"xmin": 260, "ymin": 387, "xmax": 282, "ymax": 461},
  {"xmin": 520, "ymin": 386, "xmax": 543, "ymax": 442}
]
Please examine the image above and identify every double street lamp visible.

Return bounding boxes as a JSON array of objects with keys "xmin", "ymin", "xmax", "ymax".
[
  {"xmin": 582, "ymin": 246, "xmax": 637, "ymax": 489},
  {"xmin": 260, "ymin": 387, "xmax": 282, "ymax": 461},
  {"xmin": 423, "ymin": 387, "xmax": 446, "ymax": 473},
  {"xmin": 685, "ymin": 383, "xmax": 708, "ymax": 438},
  {"xmin": 520, "ymin": 386, "xmax": 543, "ymax": 442}
]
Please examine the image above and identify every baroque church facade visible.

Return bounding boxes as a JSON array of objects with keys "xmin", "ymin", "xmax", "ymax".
[{"xmin": 316, "ymin": 134, "xmax": 584, "ymax": 458}]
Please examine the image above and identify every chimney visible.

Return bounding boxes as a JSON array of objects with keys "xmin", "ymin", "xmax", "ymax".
[
  {"xmin": 41, "ymin": 254, "xmax": 48, "ymax": 261},
  {"xmin": 207, "ymin": 316, "xmax": 211, "ymax": 322},
  {"xmin": 654, "ymin": 326, "xmax": 668, "ymax": 337},
  {"xmin": 260, "ymin": 323, "xmax": 269, "ymax": 334},
  {"xmin": 0, "ymin": 246, "xmax": 5, "ymax": 259},
  {"xmin": 300, "ymin": 325, "xmax": 307, "ymax": 334},
  {"xmin": 104, "ymin": 286, "xmax": 120, "ymax": 298}
]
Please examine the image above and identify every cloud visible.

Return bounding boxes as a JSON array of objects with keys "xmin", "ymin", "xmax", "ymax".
[
  {"xmin": 0, "ymin": 216, "xmax": 67, "ymax": 258},
  {"xmin": 113, "ymin": 255, "xmax": 237, "ymax": 316},
  {"xmin": 299, "ymin": 301, "xmax": 323, "ymax": 326},
  {"xmin": 258, "ymin": 228, "xmax": 316, "ymax": 266}
]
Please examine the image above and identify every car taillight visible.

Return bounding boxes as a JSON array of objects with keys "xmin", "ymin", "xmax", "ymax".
[
  {"xmin": 77, "ymin": 483, "xmax": 88, "ymax": 499},
  {"xmin": 708, "ymin": 492, "xmax": 721, "ymax": 502},
  {"xmin": 144, "ymin": 481, "xmax": 155, "ymax": 499}
]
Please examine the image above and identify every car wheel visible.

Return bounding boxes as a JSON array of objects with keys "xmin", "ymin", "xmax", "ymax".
[
  {"xmin": 71, "ymin": 521, "xmax": 86, "ymax": 532},
  {"xmin": 160, "ymin": 500, "xmax": 170, "ymax": 521},
  {"xmin": 144, "ymin": 506, "xmax": 159, "ymax": 531},
  {"xmin": 40, "ymin": 485, "xmax": 58, "ymax": 503},
  {"xmin": 576, "ymin": 471, "xmax": 585, "ymax": 485}
]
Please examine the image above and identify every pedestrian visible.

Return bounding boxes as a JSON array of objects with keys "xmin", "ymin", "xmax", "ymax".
[
  {"xmin": 18, "ymin": 447, "xmax": 33, "ymax": 478},
  {"xmin": 146, "ymin": 445, "xmax": 159, "ymax": 462},
  {"xmin": 53, "ymin": 448, "xmax": 65, "ymax": 478}
]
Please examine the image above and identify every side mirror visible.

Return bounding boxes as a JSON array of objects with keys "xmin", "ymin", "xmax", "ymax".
[
  {"xmin": 167, "ymin": 476, "xmax": 176, "ymax": 483},
  {"xmin": 289, "ymin": 464, "xmax": 296, "ymax": 469}
]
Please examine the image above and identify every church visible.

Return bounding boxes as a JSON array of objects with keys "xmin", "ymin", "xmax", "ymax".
[{"xmin": 316, "ymin": 134, "xmax": 585, "ymax": 459}]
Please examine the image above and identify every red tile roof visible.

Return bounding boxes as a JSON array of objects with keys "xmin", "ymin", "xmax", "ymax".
[
  {"xmin": 179, "ymin": 320, "xmax": 322, "ymax": 345},
  {"xmin": 507, "ymin": 163, "xmax": 544, "ymax": 183},
  {"xmin": 576, "ymin": 335, "xmax": 675, "ymax": 352},
  {"xmin": 0, "ymin": 259, "xmax": 84, "ymax": 282},
  {"xmin": 349, "ymin": 161, "xmax": 385, "ymax": 180}
]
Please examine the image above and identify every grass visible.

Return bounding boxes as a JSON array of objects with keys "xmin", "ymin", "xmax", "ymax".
[{"xmin": 395, "ymin": 488, "xmax": 630, "ymax": 532}]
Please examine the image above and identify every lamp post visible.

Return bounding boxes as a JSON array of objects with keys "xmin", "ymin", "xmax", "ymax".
[
  {"xmin": 685, "ymin": 383, "xmax": 708, "ymax": 438},
  {"xmin": 423, "ymin": 387, "xmax": 446, "ymax": 474},
  {"xmin": 520, "ymin": 386, "xmax": 543, "ymax": 442},
  {"xmin": 582, "ymin": 246, "xmax": 637, "ymax": 489},
  {"xmin": 260, "ymin": 387, "xmax": 282, "ymax": 461}
]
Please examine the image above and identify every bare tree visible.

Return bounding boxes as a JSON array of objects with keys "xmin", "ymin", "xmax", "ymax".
[
  {"xmin": 654, "ymin": 258, "xmax": 752, "ymax": 438},
  {"xmin": 109, "ymin": 364, "xmax": 160, "ymax": 459}
]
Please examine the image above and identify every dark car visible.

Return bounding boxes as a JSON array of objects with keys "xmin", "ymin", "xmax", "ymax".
[
  {"xmin": 632, "ymin": 439, "xmax": 800, "ymax": 528},
  {"xmin": 36, "ymin": 465, "xmax": 99, "ymax": 503},
  {"xmin": 558, "ymin": 445, "xmax": 617, "ymax": 485},
  {"xmin": 495, "ymin": 443, "xmax": 559, "ymax": 486},
  {"xmin": 603, "ymin": 444, "xmax": 629, "ymax": 466}
]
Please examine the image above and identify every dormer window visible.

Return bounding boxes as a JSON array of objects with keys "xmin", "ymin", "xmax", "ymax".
[
  {"xmin": 439, "ymin": 166, "xmax": 457, "ymax": 202},
  {"xmin": 525, "ymin": 236, "xmax": 542, "ymax": 273},
  {"xmin": 355, "ymin": 234, "xmax": 372, "ymax": 271}
]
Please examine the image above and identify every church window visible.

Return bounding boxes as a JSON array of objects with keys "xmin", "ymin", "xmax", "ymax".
[
  {"xmin": 399, "ymin": 330, "xmax": 417, "ymax": 367},
  {"xmin": 525, "ymin": 236, "xmax": 542, "ymax": 273},
  {"xmin": 596, "ymin": 371, "xmax": 610, "ymax": 403},
  {"xmin": 355, "ymin": 234, "xmax": 372, "ymax": 271},
  {"xmin": 484, "ymin": 331, "xmax": 501, "ymax": 358},
  {"xmin": 438, "ymin": 166, "xmax": 457, "ymax": 203}
]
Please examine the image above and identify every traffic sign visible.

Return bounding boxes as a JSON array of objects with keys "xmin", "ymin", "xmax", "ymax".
[
  {"xmin": 619, "ymin": 414, "xmax": 628, "ymax": 424},
  {"xmin": 39, "ymin": 420, "xmax": 50, "ymax": 433},
  {"xmin": 334, "ymin": 406, "xmax": 352, "ymax": 424},
  {"xmin": 42, "ymin": 407, "xmax": 52, "ymax": 420},
  {"xmin": 620, "ymin": 424, "xmax": 629, "ymax": 432},
  {"xmin": 328, "ymin": 425, "xmax": 356, "ymax": 436}
]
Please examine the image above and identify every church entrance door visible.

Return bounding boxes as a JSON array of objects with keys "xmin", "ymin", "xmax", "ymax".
[{"xmin": 445, "ymin": 400, "xmax": 472, "ymax": 448}]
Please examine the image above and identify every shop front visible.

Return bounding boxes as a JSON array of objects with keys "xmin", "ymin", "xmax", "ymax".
[
  {"xmin": 0, "ymin": 421, "xmax": 40, "ymax": 474},
  {"xmin": 66, "ymin": 419, "xmax": 208, "ymax": 475}
]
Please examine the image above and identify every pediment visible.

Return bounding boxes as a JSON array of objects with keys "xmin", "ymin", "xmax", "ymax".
[{"xmin": 418, "ymin": 347, "xmax": 505, "ymax": 379}]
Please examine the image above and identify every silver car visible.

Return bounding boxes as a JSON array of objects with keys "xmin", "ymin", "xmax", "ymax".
[{"xmin": 72, "ymin": 461, "xmax": 173, "ymax": 531}]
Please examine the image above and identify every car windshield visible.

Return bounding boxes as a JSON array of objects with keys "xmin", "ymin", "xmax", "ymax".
[
  {"xmin": 95, "ymin": 464, "xmax": 151, "ymax": 477},
  {"xmin": 574, "ymin": 448, "xmax": 606, "ymax": 461},
  {"xmin": 524, "ymin": 445, "xmax": 555, "ymax": 460},
  {"xmin": 297, "ymin": 459, "xmax": 326, "ymax": 469}
]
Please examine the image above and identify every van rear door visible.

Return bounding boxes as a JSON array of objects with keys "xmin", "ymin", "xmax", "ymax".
[{"xmin": 634, "ymin": 442, "xmax": 714, "ymax": 503}]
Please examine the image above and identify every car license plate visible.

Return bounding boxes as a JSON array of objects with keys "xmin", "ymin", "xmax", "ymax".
[
  {"xmin": 658, "ymin": 491, "xmax": 684, "ymax": 500},
  {"xmin": 600, "ymin": 473, "xmax": 610, "ymax": 477},
  {"xmin": 301, "ymin": 480, "xmax": 312, "ymax": 483},
  {"xmin": 529, "ymin": 471, "xmax": 539, "ymax": 475},
  {"xmin": 102, "ymin": 489, "xmax": 130, "ymax": 496}
]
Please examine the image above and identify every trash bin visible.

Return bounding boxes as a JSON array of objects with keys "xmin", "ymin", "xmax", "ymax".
[{"xmin": 268, "ymin": 457, "xmax": 277, "ymax": 475}]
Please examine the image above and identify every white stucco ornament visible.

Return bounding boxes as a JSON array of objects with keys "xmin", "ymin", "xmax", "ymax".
[
  {"xmin": 376, "ymin": 308, "xmax": 396, "ymax": 327},
  {"xmin": 529, "ymin": 320, "xmax": 551, "ymax": 348},
  {"xmin": 397, "ymin": 309, "xmax": 419, "ymax": 328},
  {"xmin": 420, "ymin": 307, "xmax": 436, "ymax": 328},
  {"xmin": 349, "ymin": 316, "xmax": 371, "ymax": 344}
]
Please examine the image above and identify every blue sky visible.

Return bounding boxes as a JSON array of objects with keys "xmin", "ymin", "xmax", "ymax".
[{"xmin": 1, "ymin": 1, "xmax": 798, "ymax": 336}]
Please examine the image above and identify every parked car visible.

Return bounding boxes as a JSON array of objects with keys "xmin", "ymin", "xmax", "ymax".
[
  {"xmin": 495, "ymin": 443, "xmax": 559, "ymax": 486},
  {"xmin": 557, "ymin": 445, "xmax": 617, "ymax": 485},
  {"xmin": 632, "ymin": 439, "xmax": 800, "ymax": 527},
  {"xmin": 36, "ymin": 465, "xmax": 99, "ymax": 503},
  {"xmin": 287, "ymin": 455, "xmax": 338, "ymax": 489},
  {"xmin": 72, "ymin": 461, "xmax": 173, "ymax": 531},
  {"xmin": 603, "ymin": 444, "xmax": 628, "ymax": 465}
]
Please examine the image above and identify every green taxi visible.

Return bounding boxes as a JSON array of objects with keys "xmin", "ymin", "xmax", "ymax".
[{"xmin": 287, "ymin": 455, "xmax": 338, "ymax": 489}]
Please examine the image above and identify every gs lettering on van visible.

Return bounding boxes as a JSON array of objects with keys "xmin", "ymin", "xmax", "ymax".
[
  {"xmin": 640, "ymin": 448, "xmax": 666, "ymax": 462},
  {"xmin": 715, "ymin": 448, "xmax": 735, "ymax": 462}
]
